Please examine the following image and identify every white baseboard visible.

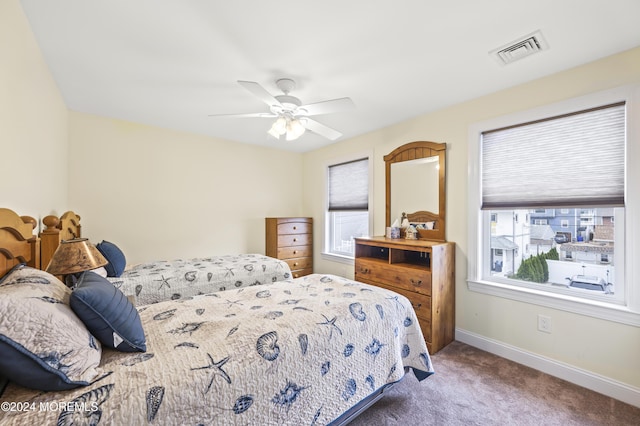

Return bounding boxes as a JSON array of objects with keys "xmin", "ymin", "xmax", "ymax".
[{"xmin": 455, "ymin": 328, "xmax": 640, "ymax": 408}]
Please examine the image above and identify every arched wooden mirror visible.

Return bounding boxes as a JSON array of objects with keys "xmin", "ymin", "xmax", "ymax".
[{"xmin": 384, "ymin": 141, "xmax": 446, "ymax": 241}]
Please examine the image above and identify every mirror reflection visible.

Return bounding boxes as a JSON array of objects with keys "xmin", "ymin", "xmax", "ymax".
[{"xmin": 390, "ymin": 156, "xmax": 439, "ymax": 224}]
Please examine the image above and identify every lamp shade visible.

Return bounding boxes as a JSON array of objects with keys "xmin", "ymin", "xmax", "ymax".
[{"xmin": 46, "ymin": 238, "xmax": 108, "ymax": 276}]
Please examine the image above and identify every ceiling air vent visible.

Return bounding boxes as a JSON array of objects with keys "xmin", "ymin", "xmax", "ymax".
[{"xmin": 490, "ymin": 30, "xmax": 548, "ymax": 65}]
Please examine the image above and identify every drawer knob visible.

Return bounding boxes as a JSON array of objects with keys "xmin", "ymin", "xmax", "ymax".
[
  {"xmin": 293, "ymin": 226, "xmax": 297, "ymax": 230},
  {"xmin": 293, "ymin": 238, "xmax": 297, "ymax": 242},
  {"xmin": 410, "ymin": 279, "xmax": 423, "ymax": 286},
  {"xmin": 413, "ymin": 303, "xmax": 422, "ymax": 309},
  {"xmin": 293, "ymin": 251, "xmax": 297, "ymax": 255},
  {"xmin": 360, "ymin": 268, "xmax": 370, "ymax": 274},
  {"xmin": 293, "ymin": 262, "xmax": 298, "ymax": 266}
]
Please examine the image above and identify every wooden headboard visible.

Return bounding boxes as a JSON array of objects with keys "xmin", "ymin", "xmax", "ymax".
[
  {"xmin": 0, "ymin": 208, "xmax": 40, "ymax": 277},
  {"xmin": 403, "ymin": 210, "xmax": 441, "ymax": 240},
  {"xmin": 40, "ymin": 210, "xmax": 82, "ymax": 270},
  {"xmin": 405, "ymin": 210, "xmax": 440, "ymax": 225}
]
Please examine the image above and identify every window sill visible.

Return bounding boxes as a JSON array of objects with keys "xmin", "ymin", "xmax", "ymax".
[
  {"xmin": 467, "ymin": 279, "xmax": 640, "ymax": 327},
  {"xmin": 321, "ymin": 252, "xmax": 355, "ymax": 265}
]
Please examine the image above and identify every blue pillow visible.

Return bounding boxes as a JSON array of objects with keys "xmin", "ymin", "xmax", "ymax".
[
  {"xmin": 0, "ymin": 374, "xmax": 7, "ymax": 396},
  {"xmin": 96, "ymin": 240, "xmax": 126, "ymax": 277},
  {"xmin": 70, "ymin": 271, "xmax": 146, "ymax": 352}
]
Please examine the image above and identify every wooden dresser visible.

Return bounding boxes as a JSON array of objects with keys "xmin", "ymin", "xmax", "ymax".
[
  {"xmin": 265, "ymin": 217, "xmax": 313, "ymax": 278},
  {"xmin": 354, "ymin": 236, "xmax": 455, "ymax": 353}
]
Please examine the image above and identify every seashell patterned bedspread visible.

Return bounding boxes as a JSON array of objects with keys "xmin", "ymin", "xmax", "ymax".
[
  {"xmin": 107, "ymin": 253, "xmax": 292, "ymax": 306},
  {"xmin": 0, "ymin": 274, "xmax": 434, "ymax": 426}
]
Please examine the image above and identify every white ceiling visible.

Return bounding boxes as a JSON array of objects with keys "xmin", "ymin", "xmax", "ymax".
[{"xmin": 19, "ymin": 0, "xmax": 640, "ymax": 153}]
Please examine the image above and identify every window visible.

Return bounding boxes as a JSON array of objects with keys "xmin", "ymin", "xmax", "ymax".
[
  {"xmin": 468, "ymin": 87, "xmax": 639, "ymax": 325},
  {"xmin": 481, "ymin": 102, "xmax": 624, "ymax": 303},
  {"xmin": 325, "ymin": 157, "xmax": 371, "ymax": 259}
]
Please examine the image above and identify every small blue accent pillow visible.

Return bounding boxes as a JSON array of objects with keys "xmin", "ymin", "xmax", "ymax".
[
  {"xmin": 70, "ymin": 271, "xmax": 146, "ymax": 352},
  {"xmin": 96, "ymin": 240, "xmax": 126, "ymax": 277}
]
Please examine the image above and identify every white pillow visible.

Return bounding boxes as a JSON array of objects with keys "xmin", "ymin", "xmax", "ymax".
[{"xmin": 91, "ymin": 266, "xmax": 108, "ymax": 277}]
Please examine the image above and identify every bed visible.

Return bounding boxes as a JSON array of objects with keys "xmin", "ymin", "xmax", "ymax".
[
  {"xmin": 106, "ymin": 253, "xmax": 294, "ymax": 306},
  {"xmin": 0, "ymin": 208, "xmax": 435, "ymax": 425},
  {"xmin": 39, "ymin": 211, "xmax": 294, "ymax": 305},
  {"xmin": 40, "ymin": 210, "xmax": 82, "ymax": 271}
]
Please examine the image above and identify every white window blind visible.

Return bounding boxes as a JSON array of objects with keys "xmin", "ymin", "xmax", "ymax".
[
  {"xmin": 481, "ymin": 102, "xmax": 625, "ymax": 209},
  {"xmin": 328, "ymin": 158, "xmax": 369, "ymax": 211}
]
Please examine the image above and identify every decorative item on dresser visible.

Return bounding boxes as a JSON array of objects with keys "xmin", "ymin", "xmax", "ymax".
[
  {"xmin": 354, "ymin": 236, "xmax": 454, "ymax": 353},
  {"xmin": 265, "ymin": 217, "xmax": 313, "ymax": 278}
]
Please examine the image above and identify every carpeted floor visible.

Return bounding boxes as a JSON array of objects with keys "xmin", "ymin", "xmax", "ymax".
[{"xmin": 350, "ymin": 341, "xmax": 640, "ymax": 425}]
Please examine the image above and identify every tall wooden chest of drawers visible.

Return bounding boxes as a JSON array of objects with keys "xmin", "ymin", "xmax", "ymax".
[
  {"xmin": 354, "ymin": 236, "xmax": 455, "ymax": 353},
  {"xmin": 265, "ymin": 217, "xmax": 313, "ymax": 278}
]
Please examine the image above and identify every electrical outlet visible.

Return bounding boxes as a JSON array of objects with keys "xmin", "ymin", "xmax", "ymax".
[{"xmin": 538, "ymin": 314, "xmax": 552, "ymax": 333}]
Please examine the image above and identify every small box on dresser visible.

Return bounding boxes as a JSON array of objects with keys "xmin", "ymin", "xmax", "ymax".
[
  {"xmin": 266, "ymin": 217, "xmax": 313, "ymax": 278},
  {"xmin": 354, "ymin": 236, "xmax": 455, "ymax": 354}
]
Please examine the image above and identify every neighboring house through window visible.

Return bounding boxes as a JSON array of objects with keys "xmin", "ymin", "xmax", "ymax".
[{"xmin": 468, "ymin": 86, "xmax": 639, "ymax": 325}]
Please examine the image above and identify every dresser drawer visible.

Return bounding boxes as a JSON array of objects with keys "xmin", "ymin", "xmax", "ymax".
[
  {"xmin": 386, "ymin": 285, "xmax": 432, "ymax": 322},
  {"xmin": 284, "ymin": 257, "xmax": 313, "ymax": 271},
  {"xmin": 291, "ymin": 268, "xmax": 313, "ymax": 278},
  {"xmin": 277, "ymin": 245, "xmax": 312, "ymax": 259},
  {"xmin": 355, "ymin": 259, "xmax": 431, "ymax": 296},
  {"xmin": 266, "ymin": 217, "xmax": 314, "ymax": 277},
  {"xmin": 278, "ymin": 221, "xmax": 311, "ymax": 235},
  {"xmin": 278, "ymin": 233, "xmax": 312, "ymax": 247},
  {"xmin": 359, "ymin": 279, "xmax": 432, "ymax": 341}
]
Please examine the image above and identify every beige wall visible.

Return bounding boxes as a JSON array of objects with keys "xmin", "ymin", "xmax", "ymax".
[
  {"xmin": 67, "ymin": 112, "xmax": 304, "ymax": 265},
  {"xmin": 304, "ymin": 47, "xmax": 640, "ymax": 394},
  {"xmin": 0, "ymin": 0, "xmax": 68, "ymax": 221},
  {"xmin": 1, "ymin": 1, "xmax": 302, "ymax": 266}
]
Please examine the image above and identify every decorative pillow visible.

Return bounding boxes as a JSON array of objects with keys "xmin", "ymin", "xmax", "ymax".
[
  {"xmin": 70, "ymin": 271, "xmax": 146, "ymax": 352},
  {"xmin": 96, "ymin": 240, "xmax": 126, "ymax": 277},
  {"xmin": 426, "ymin": 221, "xmax": 435, "ymax": 230},
  {"xmin": 0, "ymin": 266, "xmax": 102, "ymax": 391},
  {"xmin": 0, "ymin": 262, "xmax": 26, "ymax": 284},
  {"xmin": 0, "ymin": 374, "xmax": 7, "ymax": 396},
  {"xmin": 91, "ymin": 266, "xmax": 108, "ymax": 278}
]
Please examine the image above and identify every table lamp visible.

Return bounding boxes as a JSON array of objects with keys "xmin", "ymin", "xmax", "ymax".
[{"xmin": 46, "ymin": 238, "xmax": 108, "ymax": 287}]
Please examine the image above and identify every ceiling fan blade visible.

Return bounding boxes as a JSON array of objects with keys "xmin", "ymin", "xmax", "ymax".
[
  {"xmin": 208, "ymin": 112, "xmax": 277, "ymax": 118},
  {"xmin": 303, "ymin": 118, "xmax": 343, "ymax": 141},
  {"xmin": 238, "ymin": 80, "xmax": 282, "ymax": 109},
  {"xmin": 298, "ymin": 97, "xmax": 355, "ymax": 116}
]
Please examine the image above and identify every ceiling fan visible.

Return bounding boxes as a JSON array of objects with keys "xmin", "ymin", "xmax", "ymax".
[{"xmin": 209, "ymin": 79, "xmax": 355, "ymax": 141}]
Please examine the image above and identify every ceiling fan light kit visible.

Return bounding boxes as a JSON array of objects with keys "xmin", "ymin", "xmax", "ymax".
[
  {"xmin": 210, "ymin": 78, "xmax": 355, "ymax": 142},
  {"xmin": 267, "ymin": 115, "xmax": 307, "ymax": 141},
  {"xmin": 285, "ymin": 117, "xmax": 306, "ymax": 141}
]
